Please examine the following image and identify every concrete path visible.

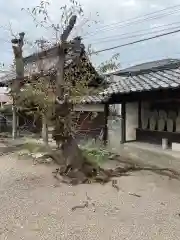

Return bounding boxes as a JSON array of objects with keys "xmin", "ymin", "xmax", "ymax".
[
  {"xmin": 111, "ymin": 142, "xmax": 180, "ymax": 171},
  {"xmin": 1, "ymin": 154, "xmax": 180, "ymax": 239}
]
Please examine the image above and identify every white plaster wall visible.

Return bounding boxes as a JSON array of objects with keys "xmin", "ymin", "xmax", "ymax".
[
  {"xmin": 109, "ymin": 104, "xmax": 121, "ymax": 116},
  {"xmin": 105, "ymin": 74, "xmax": 122, "ymax": 146},
  {"xmin": 115, "ymin": 104, "xmax": 121, "ymax": 115},
  {"xmin": 106, "ymin": 102, "xmax": 122, "ymax": 150},
  {"xmin": 108, "ymin": 116, "xmax": 122, "ymax": 151},
  {"xmin": 126, "ymin": 102, "xmax": 138, "ymax": 141}
]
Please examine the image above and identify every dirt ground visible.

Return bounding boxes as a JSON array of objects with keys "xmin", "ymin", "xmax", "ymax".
[{"xmin": 1, "ymin": 154, "xmax": 180, "ymax": 239}]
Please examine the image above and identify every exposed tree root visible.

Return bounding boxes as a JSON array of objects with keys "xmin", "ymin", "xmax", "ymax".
[
  {"xmin": 49, "ymin": 139, "xmax": 180, "ymax": 186},
  {"xmin": 52, "ymin": 163, "xmax": 180, "ymax": 188},
  {"xmin": 52, "ymin": 161, "xmax": 180, "ymax": 187},
  {"xmin": 71, "ymin": 201, "xmax": 88, "ymax": 211}
]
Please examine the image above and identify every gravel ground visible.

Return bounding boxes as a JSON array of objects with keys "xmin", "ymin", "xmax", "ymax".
[{"xmin": 1, "ymin": 154, "xmax": 180, "ymax": 239}]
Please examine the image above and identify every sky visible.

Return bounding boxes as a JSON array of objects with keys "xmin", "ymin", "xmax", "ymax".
[{"xmin": 0, "ymin": 0, "xmax": 180, "ymax": 71}]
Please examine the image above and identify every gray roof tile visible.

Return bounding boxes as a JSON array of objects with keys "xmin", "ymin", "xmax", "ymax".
[
  {"xmin": 112, "ymin": 59, "xmax": 180, "ymax": 75},
  {"xmin": 72, "ymin": 94, "xmax": 108, "ymax": 104},
  {"xmin": 100, "ymin": 65, "xmax": 180, "ymax": 97}
]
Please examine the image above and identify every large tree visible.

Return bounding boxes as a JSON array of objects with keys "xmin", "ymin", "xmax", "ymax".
[{"xmin": 11, "ymin": 0, "xmax": 120, "ymax": 183}]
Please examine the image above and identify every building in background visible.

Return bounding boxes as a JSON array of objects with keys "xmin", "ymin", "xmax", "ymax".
[{"xmin": 105, "ymin": 58, "xmax": 180, "ymax": 150}]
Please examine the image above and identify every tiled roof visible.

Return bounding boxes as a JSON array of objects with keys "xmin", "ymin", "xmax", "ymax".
[
  {"xmin": 100, "ymin": 66, "xmax": 180, "ymax": 96},
  {"xmin": 0, "ymin": 40, "xmax": 103, "ymax": 87},
  {"xmin": 80, "ymin": 94, "xmax": 108, "ymax": 104},
  {"xmin": 112, "ymin": 58, "xmax": 180, "ymax": 75},
  {"xmin": 68, "ymin": 62, "xmax": 180, "ymax": 104},
  {"xmin": 71, "ymin": 94, "xmax": 108, "ymax": 104}
]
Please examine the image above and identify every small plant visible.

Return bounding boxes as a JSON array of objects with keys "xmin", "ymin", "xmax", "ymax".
[{"xmin": 82, "ymin": 146, "xmax": 113, "ymax": 165}]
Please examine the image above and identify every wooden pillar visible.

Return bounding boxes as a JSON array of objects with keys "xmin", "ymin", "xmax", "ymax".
[
  {"xmin": 121, "ymin": 102, "xmax": 126, "ymax": 144},
  {"xmin": 103, "ymin": 103, "xmax": 109, "ymax": 145},
  {"xmin": 138, "ymin": 101, "xmax": 142, "ymax": 129}
]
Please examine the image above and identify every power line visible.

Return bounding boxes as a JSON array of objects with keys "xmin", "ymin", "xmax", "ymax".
[
  {"xmin": 85, "ymin": 5, "xmax": 180, "ymax": 36},
  {"xmin": 83, "ymin": 4, "xmax": 180, "ymax": 38},
  {"xmin": 88, "ymin": 21, "xmax": 180, "ymax": 44},
  {"xmin": 84, "ymin": 9, "xmax": 180, "ymax": 38},
  {"xmin": 92, "ymin": 3, "xmax": 180, "ymax": 30},
  {"xmin": 92, "ymin": 28, "xmax": 180, "ymax": 54}
]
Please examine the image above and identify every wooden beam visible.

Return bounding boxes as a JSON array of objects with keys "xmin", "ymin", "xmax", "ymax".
[
  {"xmin": 109, "ymin": 88, "xmax": 180, "ymax": 104},
  {"xmin": 136, "ymin": 128, "xmax": 180, "ymax": 144},
  {"xmin": 121, "ymin": 102, "xmax": 126, "ymax": 144},
  {"xmin": 103, "ymin": 103, "xmax": 109, "ymax": 145},
  {"xmin": 138, "ymin": 101, "xmax": 142, "ymax": 129}
]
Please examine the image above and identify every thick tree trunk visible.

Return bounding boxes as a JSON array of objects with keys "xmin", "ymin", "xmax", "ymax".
[
  {"xmin": 42, "ymin": 114, "xmax": 48, "ymax": 145},
  {"xmin": 51, "ymin": 135, "xmax": 100, "ymax": 185},
  {"xmin": 12, "ymin": 102, "xmax": 17, "ymax": 140},
  {"xmin": 52, "ymin": 16, "xmax": 85, "ymax": 179},
  {"xmin": 61, "ymin": 136, "xmax": 84, "ymax": 169},
  {"xmin": 17, "ymin": 114, "xmax": 20, "ymax": 137},
  {"xmin": 50, "ymin": 135, "xmax": 86, "ymax": 168},
  {"xmin": 11, "ymin": 33, "xmax": 25, "ymax": 139}
]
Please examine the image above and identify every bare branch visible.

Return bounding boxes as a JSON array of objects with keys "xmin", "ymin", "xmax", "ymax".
[
  {"xmin": 61, "ymin": 15, "xmax": 77, "ymax": 41},
  {"xmin": 8, "ymin": 21, "xmax": 17, "ymax": 38}
]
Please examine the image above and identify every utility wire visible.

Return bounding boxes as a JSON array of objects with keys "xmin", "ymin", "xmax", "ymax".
[
  {"xmin": 89, "ymin": 3, "xmax": 180, "ymax": 30},
  {"xmin": 83, "ymin": 5, "xmax": 180, "ymax": 38},
  {"xmin": 92, "ymin": 28, "xmax": 180, "ymax": 54},
  {"xmin": 87, "ymin": 20, "xmax": 180, "ymax": 43},
  {"xmin": 89, "ymin": 23, "xmax": 180, "ymax": 45},
  {"xmin": 84, "ymin": 9, "xmax": 180, "ymax": 38}
]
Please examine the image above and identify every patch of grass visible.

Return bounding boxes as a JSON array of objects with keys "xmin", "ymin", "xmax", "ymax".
[
  {"xmin": 18, "ymin": 142, "xmax": 49, "ymax": 156},
  {"xmin": 82, "ymin": 147, "xmax": 113, "ymax": 166}
]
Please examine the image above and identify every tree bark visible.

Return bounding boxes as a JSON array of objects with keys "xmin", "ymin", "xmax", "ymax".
[
  {"xmin": 42, "ymin": 114, "xmax": 48, "ymax": 145},
  {"xmin": 53, "ymin": 15, "xmax": 87, "ymax": 170},
  {"xmin": 17, "ymin": 111, "xmax": 20, "ymax": 137},
  {"xmin": 12, "ymin": 103, "xmax": 17, "ymax": 140}
]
